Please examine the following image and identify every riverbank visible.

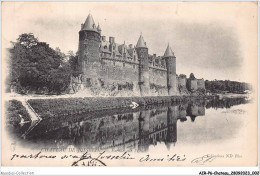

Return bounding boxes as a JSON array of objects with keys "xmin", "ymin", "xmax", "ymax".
[{"xmin": 27, "ymin": 96, "xmax": 216, "ymax": 120}]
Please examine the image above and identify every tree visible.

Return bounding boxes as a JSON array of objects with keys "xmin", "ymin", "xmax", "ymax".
[
  {"xmin": 68, "ymin": 53, "xmax": 81, "ymax": 77},
  {"xmin": 9, "ymin": 33, "xmax": 71, "ymax": 94},
  {"xmin": 17, "ymin": 33, "xmax": 38, "ymax": 48}
]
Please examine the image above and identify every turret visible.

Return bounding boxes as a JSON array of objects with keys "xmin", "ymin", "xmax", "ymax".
[
  {"xmin": 78, "ymin": 14, "xmax": 101, "ymax": 85},
  {"xmin": 136, "ymin": 34, "xmax": 150, "ymax": 96},
  {"xmin": 163, "ymin": 43, "xmax": 177, "ymax": 95}
]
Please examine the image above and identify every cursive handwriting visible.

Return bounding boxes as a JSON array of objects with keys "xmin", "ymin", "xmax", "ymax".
[
  {"xmin": 139, "ymin": 154, "xmax": 186, "ymax": 162},
  {"xmin": 71, "ymin": 151, "xmax": 135, "ymax": 166},
  {"xmin": 191, "ymin": 154, "xmax": 216, "ymax": 165},
  {"xmin": 10, "ymin": 152, "xmax": 56, "ymax": 160},
  {"xmin": 10, "ymin": 151, "xmax": 189, "ymax": 166}
]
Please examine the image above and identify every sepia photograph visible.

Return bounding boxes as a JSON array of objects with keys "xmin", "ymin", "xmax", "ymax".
[{"xmin": 1, "ymin": 1, "xmax": 258, "ymax": 173}]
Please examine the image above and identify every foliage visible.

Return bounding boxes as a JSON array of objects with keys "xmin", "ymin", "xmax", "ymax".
[
  {"xmin": 205, "ymin": 80, "xmax": 251, "ymax": 93},
  {"xmin": 118, "ymin": 82, "xmax": 134, "ymax": 90},
  {"xmin": 9, "ymin": 33, "xmax": 74, "ymax": 94},
  {"xmin": 17, "ymin": 33, "xmax": 38, "ymax": 48},
  {"xmin": 68, "ymin": 52, "xmax": 81, "ymax": 77}
]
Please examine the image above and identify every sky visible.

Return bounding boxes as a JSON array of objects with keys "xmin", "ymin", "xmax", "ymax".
[{"xmin": 2, "ymin": 2, "xmax": 258, "ymax": 82}]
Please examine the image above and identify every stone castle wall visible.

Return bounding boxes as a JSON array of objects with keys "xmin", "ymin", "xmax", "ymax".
[
  {"xmin": 149, "ymin": 68, "xmax": 168, "ymax": 96},
  {"xmin": 76, "ymin": 55, "xmax": 169, "ymax": 96},
  {"xmin": 178, "ymin": 76, "xmax": 187, "ymax": 87},
  {"xmin": 187, "ymin": 79, "xmax": 198, "ymax": 92},
  {"xmin": 197, "ymin": 79, "xmax": 205, "ymax": 89},
  {"xmin": 79, "ymin": 59, "xmax": 140, "ymax": 96}
]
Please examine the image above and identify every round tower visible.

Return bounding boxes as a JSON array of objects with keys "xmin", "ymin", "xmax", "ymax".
[
  {"xmin": 163, "ymin": 43, "xmax": 177, "ymax": 96},
  {"xmin": 136, "ymin": 34, "xmax": 150, "ymax": 96},
  {"xmin": 78, "ymin": 14, "xmax": 101, "ymax": 85}
]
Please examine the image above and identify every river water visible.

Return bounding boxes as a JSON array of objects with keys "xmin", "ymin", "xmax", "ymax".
[{"xmin": 9, "ymin": 97, "xmax": 251, "ymax": 154}]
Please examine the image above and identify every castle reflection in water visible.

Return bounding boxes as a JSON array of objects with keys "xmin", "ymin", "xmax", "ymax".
[{"xmin": 27, "ymin": 98, "xmax": 248, "ymax": 152}]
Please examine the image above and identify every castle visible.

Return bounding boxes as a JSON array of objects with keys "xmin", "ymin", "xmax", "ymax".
[{"xmin": 71, "ymin": 14, "xmax": 205, "ymax": 96}]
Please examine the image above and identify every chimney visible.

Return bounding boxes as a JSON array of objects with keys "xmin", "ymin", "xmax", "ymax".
[
  {"xmin": 129, "ymin": 44, "xmax": 133, "ymax": 49},
  {"xmin": 81, "ymin": 24, "xmax": 84, "ymax": 30},
  {"xmin": 109, "ymin": 37, "xmax": 115, "ymax": 44},
  {"xmin": 153, "ymin": 54, "xmax": 156, "ymax": 58},
  {"xmin": 101, "ymin": 36, "xmax": 106, "ymax": 42}
]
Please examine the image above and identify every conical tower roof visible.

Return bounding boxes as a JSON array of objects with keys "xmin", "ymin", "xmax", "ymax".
[
  {"xmin": 164, "ymin": 43, "xmax": 175, "ymax": 57},
  {"xmin": 82, "ymin": 14, "xmax": 98, "ymax": 32},
  {"xmin": 136, "ymin": 34, "xmax": 147, "ymax": 48}
]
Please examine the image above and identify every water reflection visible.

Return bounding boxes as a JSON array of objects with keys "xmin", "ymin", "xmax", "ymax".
[{"xmin": 22, "ymin": 97, "xmax": 249, "ymax": 152}]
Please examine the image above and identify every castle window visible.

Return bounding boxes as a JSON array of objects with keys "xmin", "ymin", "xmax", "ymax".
[
  {"xmin": 113, "ymin": 61, "xmax": 115, "ymax": 66},
  {"xmin": 123, "ymin": 62, "xmax": 125, "ymax": 67},
  {"xmin": 133, "ymin": 65, "xmax": 135, "ymax": 69},
  {"xmin": 104, "ymin": 45, "xmax": 107, "ymax": 49}
]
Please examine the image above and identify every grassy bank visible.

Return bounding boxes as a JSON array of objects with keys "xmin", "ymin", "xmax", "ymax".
[{"xmin": 27, "ymin": 96, "xmax": 211, "ymax": 119}]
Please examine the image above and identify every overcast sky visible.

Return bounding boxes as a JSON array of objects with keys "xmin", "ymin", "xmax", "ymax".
[{"xmin": 2, "ymin": 2, "xmax": 257, "ymax": 82}]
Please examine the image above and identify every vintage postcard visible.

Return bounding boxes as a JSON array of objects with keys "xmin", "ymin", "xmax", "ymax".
[{"xmin": 1, "ymin": 1, "xmax": 258, "ymax": 168}]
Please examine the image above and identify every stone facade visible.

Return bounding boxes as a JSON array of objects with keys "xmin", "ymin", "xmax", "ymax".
[{"xmin": 72, "ymin": 14, "xmax": 205, "ymax": 96}]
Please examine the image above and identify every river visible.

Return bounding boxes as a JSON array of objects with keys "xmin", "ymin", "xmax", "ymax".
[{"xmin": 6, "ymin": 97, "xmax": 252, "ymax": 154}]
